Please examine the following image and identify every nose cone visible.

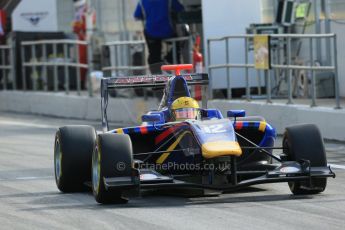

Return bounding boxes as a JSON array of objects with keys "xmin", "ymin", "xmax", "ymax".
[{"xmin": 202, "ymin": 141, "xmax": 242, "ymax": 159}]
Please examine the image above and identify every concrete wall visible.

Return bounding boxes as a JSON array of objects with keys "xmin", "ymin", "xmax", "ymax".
[
  {"xmin": 208, "ymin": 100, "xmax": 345, "ymax": 141},
  {"xmin": 331, "ymin": 21, "xmax": 345, "ymax": 97},
  {"xmin": 202, "ymin": 0, "xmax": 261, "ymax": 89},
  {"xmin": 1, "ymin": 91, "xmax": 345, "ymax": 141},
  {"xmin": 0, "ymin": 91, "xmax": 158, "ymax": 124}
]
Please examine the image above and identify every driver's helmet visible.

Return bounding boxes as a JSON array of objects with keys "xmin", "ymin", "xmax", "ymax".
[{"xmin": 171, "ymin": 97, "xmax": 200, "ymax": 121}]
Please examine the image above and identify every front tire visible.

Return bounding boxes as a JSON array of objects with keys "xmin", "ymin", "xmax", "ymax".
[
  {"xmin": 92, "ymin": 133, "xmax": 133, "ymax": 204},
  {"xmin": 283, "ymin": 124, "xmax": 327, "ymax": 195},
  {"xmin": 54, "ymin": 125, "xmax": 96, "ymax": 192}
]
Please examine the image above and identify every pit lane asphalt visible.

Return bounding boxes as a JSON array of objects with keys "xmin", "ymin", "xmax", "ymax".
[{"xmin": 0, "ymin": 112, "xmax": 345, "ymax": 230}]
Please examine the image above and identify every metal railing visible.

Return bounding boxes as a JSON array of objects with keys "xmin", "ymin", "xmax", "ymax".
[
  {"xmin": 0, "ymin": 43, "xmax": 16, "ymax": 90},
  {"xmin": 207, "ymin": 33, "xmax": 340, "ymax": 108},
  {"xmin": 162, "ymin": 36, "xmax": 193, "ymax": 64},
  {"xmin": 21, "ymin": 39, "xmax": 90, "ymax": 96},
  {"xmin": 101, "ymin": 40, "xmax": 148, "ymax": 76},
  {"xmin": 101, "ymin": 36, "xmax": 193, "ymax": 76},
  {"xmin": 3, "ymin": 36, "xmax": 194, "ymax": 98}
]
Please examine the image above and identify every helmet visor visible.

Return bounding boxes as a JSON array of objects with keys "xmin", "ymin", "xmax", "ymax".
[{"xmin": 174, "ymin": 108, "xmax": 200, "ymax": 121}]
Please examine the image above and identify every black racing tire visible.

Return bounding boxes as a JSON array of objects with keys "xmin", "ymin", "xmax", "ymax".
[
  {"xmin": 283, "ymin": 124, "xmax": 327, "ymax": 195},
  {"xmin": 92, "ymin": 133, "xmax": 133, "ymax": 204},
  {"xmin": 54, "ymin": 125, "xmax": 96, "ymax": 193}
]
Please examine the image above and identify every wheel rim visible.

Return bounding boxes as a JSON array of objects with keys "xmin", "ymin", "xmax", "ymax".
[
  {"xmin": 92, "ymin": 146, "xmax": 101, "ymax": 195},
  {"xmin": 54, "ymin": 139, "xmax": 62, "ymax": 184}
]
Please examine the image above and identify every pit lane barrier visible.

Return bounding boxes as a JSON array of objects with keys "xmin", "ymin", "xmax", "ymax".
[
  {"xmin": 101, "ymin": 36, "xmax": 201, "ymax": 100},
  {"xmin": 21, "ymin": 39, "xmax": 92, "ymax": 96},
  {"xmin": 101, "ymin": 36, "xmax": 193, "ymax": 75},
  {"xmin": 0, "ymin": 43, "xmax": 16, "ymax": 90},
  {"xmin": 162, "ymin": 36, "xmax": 194, "ymax": 65},
  {"xmin": 207, "ymin": 33, "xmax": 340, "ymax": 109},
  {"xmin": 11, "ymin": 37, "xmax": 194, "ymax": 98},
  {"xmin": 101, "ymin": 40, "xmax": 148, "ymax": 76}
]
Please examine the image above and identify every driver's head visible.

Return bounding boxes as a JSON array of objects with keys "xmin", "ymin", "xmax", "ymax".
[{"xmin": 171, "ymin": 97, "xmax": 200, "ymax": 121}]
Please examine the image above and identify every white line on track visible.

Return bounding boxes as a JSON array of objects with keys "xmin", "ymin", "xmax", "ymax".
[
  {"xmin": 0, "ymin": 120, "xmax": 57, "ymax": 129},
  {"xmin": 15, "ymin": 176, "xmax": 54, "ymax": 180},
  {"xmin": 0, "ymin": 176, "xmax": 54, "ymax": 181},
  {"xmin": 329, "ymin": 164, "xmax": 345, "ymax": 170}
]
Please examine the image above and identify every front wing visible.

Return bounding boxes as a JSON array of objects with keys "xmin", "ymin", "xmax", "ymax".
[{"xmin": 102, "ymin": 161, "xmax": 335, "ymax": 192}]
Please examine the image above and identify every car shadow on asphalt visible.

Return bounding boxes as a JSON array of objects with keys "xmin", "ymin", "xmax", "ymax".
[{"xmin": 16, "ymin": 187, "xmax": 319, "ymax": 212}]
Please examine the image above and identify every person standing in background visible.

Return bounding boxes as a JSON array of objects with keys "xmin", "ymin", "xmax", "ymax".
[
  {"xmin": 72, "ymin": 0, "xmax": 88, "ymax": 89},
  {"xmin": 134, "ymin": 0, "xmax": 184, "ymax": 74},
  {"xmin": 0, "ymin": 10, "xmax": 7, "ymax": 45}
]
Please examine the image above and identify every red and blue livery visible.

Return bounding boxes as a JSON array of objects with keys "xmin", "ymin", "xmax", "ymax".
[{"xmin": 54, "ymin": 64, "xmax": 335, "ymax": 204}]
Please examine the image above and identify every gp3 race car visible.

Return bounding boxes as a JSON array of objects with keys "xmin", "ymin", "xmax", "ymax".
[{"xmin": 54, "ymin": 64, "xmax": 335, "ymax": 204}]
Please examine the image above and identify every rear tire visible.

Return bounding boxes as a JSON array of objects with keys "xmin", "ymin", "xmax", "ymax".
[
  {"xmin": 92, "ymin": 133, "xmax": 133, "ymax": 204},
  {"xmin": 283, "ymin": 124, "xmax": 327, "ymax": 195},
  {"xmin": 54, "ymin": 125, "xmax": 96, "ymax": 192}
]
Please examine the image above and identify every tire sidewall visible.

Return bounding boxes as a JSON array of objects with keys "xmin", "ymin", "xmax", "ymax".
[
  {"xmin": 54, "ymin": 126, "xmax": 96, "ymax": 192},
  {"xmin": 92, "ymin": 133, "xmax": 133, "ymax": 204},
  {"xmin": 283, "ymin": 124, "xmax": 327, "ymax": 194}
]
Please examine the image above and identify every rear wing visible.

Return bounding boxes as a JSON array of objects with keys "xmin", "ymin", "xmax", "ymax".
[
  {"xmin": 101, "ymin": 73, "xmax": 209, "ymax": 89},
  {"xmin": 101, "ymin": 74, "xmax": 209, "ymax": 132}
]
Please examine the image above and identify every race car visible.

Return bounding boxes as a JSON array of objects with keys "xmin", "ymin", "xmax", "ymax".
[{"xmin": 54, "ymin": 64, "xmax": 335, "ymax": 204}]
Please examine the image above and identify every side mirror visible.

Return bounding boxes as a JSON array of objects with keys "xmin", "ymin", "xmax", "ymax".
[
  {"xmin": 203, "ymin": 109, "xmax": 223, "ymax": 119},
  {"xmin": 141, "ymin": 114, "xmax": 162, "ymax": 123},
  {"xmin": 227, "ymin": 110, "xmax": 246, "ymax": 118}
]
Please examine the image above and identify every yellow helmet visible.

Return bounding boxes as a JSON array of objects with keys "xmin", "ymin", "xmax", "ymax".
[{"xmin": 171, "ymin": 97, "xmax": 200, "ymax": 121}]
